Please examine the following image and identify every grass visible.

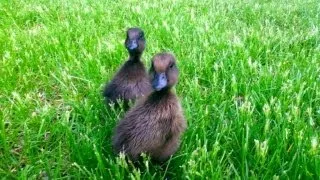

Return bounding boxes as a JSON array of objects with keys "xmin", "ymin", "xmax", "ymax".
[{"xmin": 0, "ymin": 0, "xmax": 319, "ymax": 179}]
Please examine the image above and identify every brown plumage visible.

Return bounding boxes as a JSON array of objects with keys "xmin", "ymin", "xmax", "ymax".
[
  {"xmin": 103, "ymin": 28, "xmax": 152, "ymax": 107},
  {"xmin": 112, "ymin": 52, "xmax": 187, "ymax": 162}
]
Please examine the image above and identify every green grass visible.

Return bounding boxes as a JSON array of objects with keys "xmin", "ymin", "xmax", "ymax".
[{"xmin": 1, "ymin": 0, "xmax": 320, "ymax": 179}]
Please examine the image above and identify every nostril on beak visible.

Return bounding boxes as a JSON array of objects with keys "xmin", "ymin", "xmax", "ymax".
[
  {"xmin": 127, "ymin": 40, "xmax": 138, "ymax": 50},
  {"xmin": 152, "ymin": 73, "xmax": 167, "ymax": 91}
]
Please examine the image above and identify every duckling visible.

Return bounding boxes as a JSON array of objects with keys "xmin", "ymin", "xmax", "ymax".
[
  {"xmin": 103, "ymin": 28, "xmax": 152, "ymax": 107},
  {"xmin": 112, "ymin": 52, "xmax": 187, "ymax": 162}
]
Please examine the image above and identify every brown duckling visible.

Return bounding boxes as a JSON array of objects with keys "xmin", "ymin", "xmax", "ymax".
[
  {"xmin": 112, "ymin": 52, "xmax": 187, "ymax": 162},
  {"xmin": 103, "ymin": 27, "xmax": 152, "ymax": 107}
]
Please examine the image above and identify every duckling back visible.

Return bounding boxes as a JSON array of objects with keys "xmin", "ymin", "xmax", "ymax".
[{"xmin": 103, "ymin": 60, "xmax": 151, "ymax": 105}]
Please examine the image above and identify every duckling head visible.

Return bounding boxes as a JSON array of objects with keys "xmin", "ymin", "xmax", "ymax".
[
  {"xmin": 150, "ymin": 53, "xmax": 178, "ymax": 91},
  {"xmin": 125, "ymin": 27, "xmax": 146, "ymax": 56}
]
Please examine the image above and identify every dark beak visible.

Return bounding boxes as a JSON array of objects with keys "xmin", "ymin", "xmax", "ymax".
[
  {"xmin": 126, "ymin": 40, "xmax": 138, "ymax": 50},
  {"xmin": 152, "ymin": 73, "xmax": 167, "ymax": 91}
]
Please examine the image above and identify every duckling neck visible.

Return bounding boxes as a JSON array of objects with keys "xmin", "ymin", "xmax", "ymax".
[
  {"xmin": 128, "ymin": 53, "xmax": 142, "ymax": 62},
  {"xmin": 151, "ymin": 88, "xmax": 171, "ymax": 97},
  {"xmin": 147, "ymin": 88, "xmax": 174, "ymax": 105}
]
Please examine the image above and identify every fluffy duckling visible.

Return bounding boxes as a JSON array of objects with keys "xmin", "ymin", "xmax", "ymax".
[
  {"xmin": 112, "ymin": 52, "xmax": 187, "ymax": 162},
  {"xmin": 103, "ymin": 28, "xmax": 152, "ymax": 107}
]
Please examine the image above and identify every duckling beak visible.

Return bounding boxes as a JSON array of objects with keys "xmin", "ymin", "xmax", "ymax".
[
  {"xmin": 152, "ymin": 73, "xmax": 167, "ymax": 91},
  {"xmin": 126, "ymin": 40, "xmax": 138, "ymax": 50}
]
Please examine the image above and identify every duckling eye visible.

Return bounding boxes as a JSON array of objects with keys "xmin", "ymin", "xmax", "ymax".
[
  {"xmin": 139, "ymin": 32, "xmax": 144, "ymax": 39},
  {"xmin": 169, "ymin": 63, "xmax": 175, "ymax": 69}
]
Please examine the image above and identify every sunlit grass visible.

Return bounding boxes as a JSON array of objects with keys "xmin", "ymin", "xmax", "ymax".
[{"xmin": 0, "ymin": 0, "xmax": 319, "ymax": 179}]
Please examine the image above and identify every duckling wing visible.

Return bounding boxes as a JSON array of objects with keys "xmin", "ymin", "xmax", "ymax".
[
  {"xmin": 103, "ymin": 63, "xmax": 151, "ymax": 103},
  {"xmin": 170, "ymin": 103, "xmax": 187, "ymax": 135},
  {"xmin": 113, "ymin": 106, "xmax": 172, "ymax": 155}
]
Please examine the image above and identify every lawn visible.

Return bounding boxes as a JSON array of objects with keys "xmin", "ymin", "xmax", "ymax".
[{"xmin": 0, "ymin": 0, "xmax": 319, "ymax": 179}]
